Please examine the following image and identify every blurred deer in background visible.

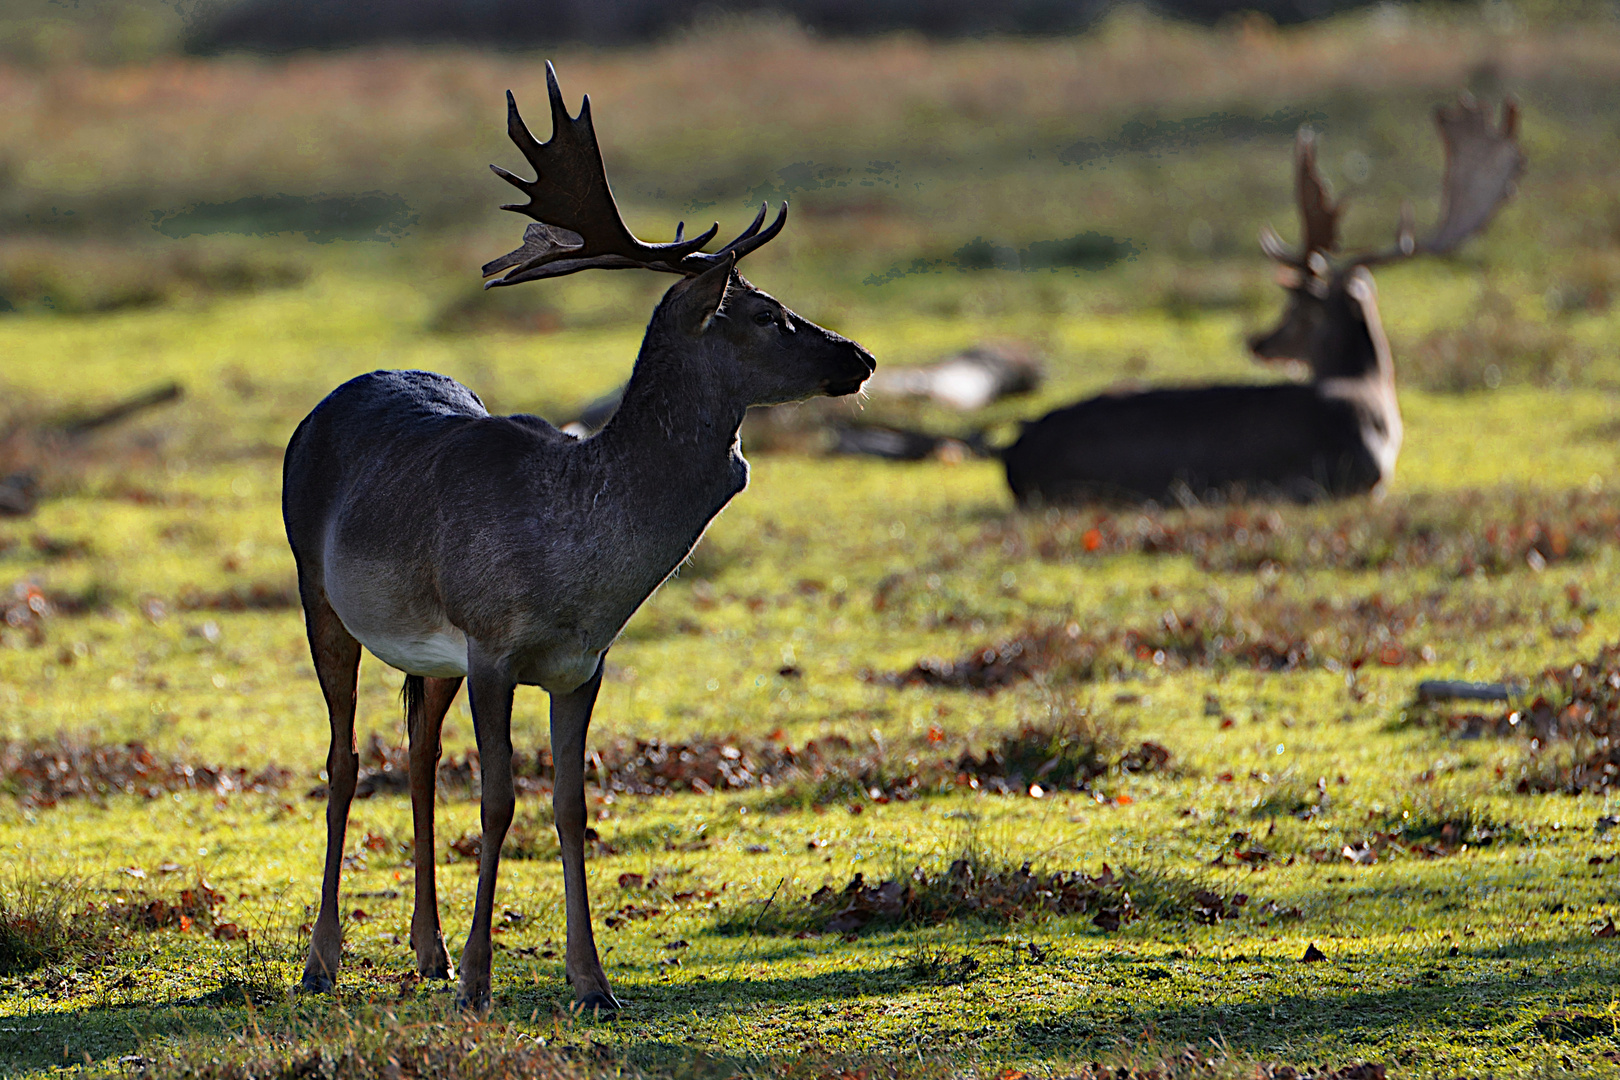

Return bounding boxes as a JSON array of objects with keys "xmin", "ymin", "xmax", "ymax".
[
  {"xmin": 282, "ymin": 64, "xmax": 874, "ymax": 1011},
  {"xmin": 1003, "ymin": 95, "xmax": 1524, "ymax": 508}
]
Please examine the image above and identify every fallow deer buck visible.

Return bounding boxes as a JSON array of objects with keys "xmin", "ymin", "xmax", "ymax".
[
  {"xmin": 1003, "ymin": 95, "xmax": 1524, "ymax": 508},
  {"xmin": 282, "ymin": 64, "xmax": 874, "ymax": 1011}
]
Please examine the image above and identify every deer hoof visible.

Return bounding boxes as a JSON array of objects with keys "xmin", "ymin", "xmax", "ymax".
[
  {"xmin": 575, "ymin": 990, "xmax": 621, "ymax": 1015},
  {"xmin": 456, "ymin": 982, "xmax": 492, "ymax": 1012},
  {"xmin": 416, "ymin": 947, "xmax": 451, "ymax": 980},
  {"xmin": 298, "ymin": 970, "xmax": 335, "ymax": 994}
]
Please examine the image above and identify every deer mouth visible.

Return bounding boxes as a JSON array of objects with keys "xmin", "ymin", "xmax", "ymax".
[{"xmin": 824, "ymin": 375, "xmax": 870, "ymax": 397}]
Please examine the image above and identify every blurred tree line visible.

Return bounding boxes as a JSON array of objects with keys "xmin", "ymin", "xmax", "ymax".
[
  {"xmin": 9, "ymin": 0, "xmax": 1592, "ymax": 65},
  {"xmin": 182, "ymin": 0, "xmax": 1421, "ymax": 51}
]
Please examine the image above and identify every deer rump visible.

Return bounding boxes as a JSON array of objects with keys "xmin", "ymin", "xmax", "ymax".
[{"xmin": 1002, "ymin": 381, "xmax": 1382, "ymax": 507}]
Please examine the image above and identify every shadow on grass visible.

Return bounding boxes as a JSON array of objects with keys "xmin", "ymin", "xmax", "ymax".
[{"xmin": 6, "ymin": 934, "xmax": 1620, "ymax": 1073}]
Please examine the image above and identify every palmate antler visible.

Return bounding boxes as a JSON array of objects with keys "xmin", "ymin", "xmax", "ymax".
[
  {"xmin": 482, "ymin": 62, "xmax": 786, "ymax": 287},
  {"xmin": 1423, "ymin": 95, "xmax": 1524, "ymax": 255},
  {"xmin": 1259, "ymin": 94, "xmax": 1524, "ymax": 275}
]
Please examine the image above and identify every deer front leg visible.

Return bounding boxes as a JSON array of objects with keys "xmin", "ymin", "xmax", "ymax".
[
  {"xmin": 458, "ymin": 650, "xmax": 516, "ymax": 1011},
  {"xmin": 550, "ymin": 657, "xmax": 618, "ymax": 1011},
  {"xmin": 408, "ymin": 675, "xmax": 462, "ymax": 980},
  {"xmin": 299, "ymin": 589, "xmax": 362, "ymax": 994}
]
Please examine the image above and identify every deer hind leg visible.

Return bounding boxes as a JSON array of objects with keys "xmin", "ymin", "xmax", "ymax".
[
  {"xmin": 457, "ymin": 647, "xmax": 516, "ymax": 1011},
  {"xmin": 550, "ymin": 657, "xmax": 618, "ymax": 1011},
  {"xmin": 406, "ymin": 674, "xmax": 462, "ymax": 980},
  {"xmin": 298, "ymin": 584, "xmax": 362, "ymax": 994}
]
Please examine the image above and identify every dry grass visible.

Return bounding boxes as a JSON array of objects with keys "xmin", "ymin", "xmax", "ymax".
[
  {"xmin": 0, "ymin": 238, "xmax": 306, "ymax": 315},
  {"xmin": 4, "ymin": 11, "xmax": 1619, "ymax": 253},
  {"xmin": 1401, "ymin": 287, "xmax": 1593, "ymax": 392},
  {"xmin": 109, "ymin": 1000, "xmax": 1389, "ymax": 1080},
  {"xmin": 0, "ymin": 876, "xmax": 86, "ymax": 976}
]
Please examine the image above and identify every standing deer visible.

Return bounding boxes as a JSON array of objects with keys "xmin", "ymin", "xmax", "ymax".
[
  {"xmin": 282, "ymin": 64, "xmax": 874, "ymax": 1011},
  {"xmin": 1003, "ymin": 96, "xmax": 1524, "ymax": 507}
]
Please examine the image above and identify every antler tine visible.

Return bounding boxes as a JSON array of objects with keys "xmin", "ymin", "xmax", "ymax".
[
  {"xmin": 1258, "ymin": 128, "xmax": 1341, "ymax": 269},
  {"xmin": 1257, "ymin": 224, "xmax": 1300, "ymax": 266},
  {"xmin": 482, "ymin": 62, "xmax": 723, "ymax": 287},
  {"xmin": 721, "ymin": 202, "xmax": 770, "ymax": 250},
  {"xmin": 1346, "ymin": 201, "xmax": 1418, "ymax": 269},
  {"xmin": 1295, "ymin": 128, "xmax": 1342, "ymax": 258},
  {"xmin": 699, "ymin": 202, "xmax": 789, "ymax": 265},
  {"xmin": 1421, "ymin": 93, "xmax": 1525, "ymax": 255}
]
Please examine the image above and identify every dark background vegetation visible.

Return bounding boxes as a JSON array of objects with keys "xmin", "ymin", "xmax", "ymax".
[{"xmin": 184, "ymin": 0, "xmax": 1422, "ymax": 52}]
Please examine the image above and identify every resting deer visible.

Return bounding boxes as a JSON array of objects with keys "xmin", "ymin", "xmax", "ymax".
[
  {"xmin": 1003, "ymin": 96, "xmax": 1524, "ymax": 507},
  {"xmin": 282, "ymin": 64, "xmax": 874, "ymax": 1011}
]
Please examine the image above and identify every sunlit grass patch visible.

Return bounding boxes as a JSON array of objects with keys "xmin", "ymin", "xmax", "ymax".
[{"xmin": 0, "ymin": 876, "xmax": 90, "ymax": 977}]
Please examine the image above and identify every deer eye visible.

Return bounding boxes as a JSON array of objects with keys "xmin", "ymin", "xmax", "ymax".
[{"xmin": 752, "ymin": 311, "xmax": 776, "ymax": 327}]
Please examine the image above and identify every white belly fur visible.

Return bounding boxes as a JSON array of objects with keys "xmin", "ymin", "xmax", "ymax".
[{"xmin": 355, "ymin": 626, "xmax": 470, "ymax": 678}]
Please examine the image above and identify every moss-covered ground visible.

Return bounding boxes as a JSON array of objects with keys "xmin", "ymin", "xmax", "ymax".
[{"xmin": 5, "ymin": 6, "xmax": 1620, "ymax": 1077}]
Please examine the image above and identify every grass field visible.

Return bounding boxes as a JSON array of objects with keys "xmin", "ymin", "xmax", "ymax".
[{"xmin": 5, "ymin": 5, "xmax": 1620, "ymax": 1077}]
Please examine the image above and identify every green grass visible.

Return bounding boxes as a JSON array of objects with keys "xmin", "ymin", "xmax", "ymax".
[{"xmin": 5, "ymin": 7, "xmax": 1620, "ymax": 1078}]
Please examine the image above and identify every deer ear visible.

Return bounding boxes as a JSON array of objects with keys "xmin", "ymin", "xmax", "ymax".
[{"xmin": 675, "ymin": 254, "xmax": 735, "ymax": 335}]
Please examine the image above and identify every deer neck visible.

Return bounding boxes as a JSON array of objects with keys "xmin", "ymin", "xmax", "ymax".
[
  {"xmin": 1315, "ymin": 274, "xmax": 1402, "ymax": 482},
  {"xmin": 590, "ymin": 335, "xmax": 751, "ymax": 528}
]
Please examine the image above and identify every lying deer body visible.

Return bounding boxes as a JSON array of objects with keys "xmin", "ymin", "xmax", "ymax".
[
  {"xmin": 1004, "ymin": 96, "xmax": 1523, "ymax": 508},
  {"xmin": 283, "ymin": 65, "xmax": 873, "ymax": 1011}
]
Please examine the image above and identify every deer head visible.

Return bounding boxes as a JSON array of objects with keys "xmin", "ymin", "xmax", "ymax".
[
  {"xmin": 482, "ymin": 64, "xmax": 873, "ymax": 409},
  {"xmin": 1249, "ymin": 95, "xmax": 1526, "ymax": 378}
]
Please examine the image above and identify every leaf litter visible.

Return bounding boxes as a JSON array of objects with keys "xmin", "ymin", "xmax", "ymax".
[
  {"xmin": 977, "ymin": 489, "xmax": 1619, "ymax": 576},
  {"xmin": 728, "ymin": 856, "xmax": 1250, "ymax": 937},
  {"xmin": 15, "ymin": 715, "xmax": 1168, "ymax": 809},
  {"xmin": 881, "ymin": 586, "xmax": 1542, "ymax": 690},
  {"xmin": 1430, "ymin": 643, "xmax": 1620, "ymax": 794},
  {"xmin": 0, "ymin": 738, "xmax": 292, "ymax": 808}
]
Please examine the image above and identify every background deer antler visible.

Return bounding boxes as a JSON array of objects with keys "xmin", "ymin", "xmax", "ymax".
[
  {"xmin": 1259, "ymin": 128, "xmax": 1343, "ymax": 269},
  {"xmin": 1259, "ymin": 94, "xmax": 1524, "ymax": 275},
  {"xmin": 1422, "ymin": 95, "xmax": 1524, "ymax": 255},
  {"xmin": 482, "ymin": 62, "xmax": 787, "ymax": 287}
]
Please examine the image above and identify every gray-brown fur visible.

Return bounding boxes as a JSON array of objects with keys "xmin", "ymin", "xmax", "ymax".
[{"xmin": 282, "ymin": 72, "xmax": 874, "ymax": 1012}]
